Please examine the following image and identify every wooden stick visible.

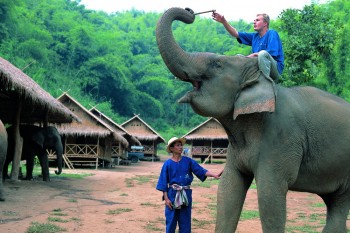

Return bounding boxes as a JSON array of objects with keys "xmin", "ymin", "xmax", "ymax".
[{"xmin": 194, "ymin": 9, "xmax": 216, "ymax": 15}]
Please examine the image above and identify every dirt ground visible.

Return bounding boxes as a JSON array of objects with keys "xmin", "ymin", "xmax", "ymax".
[{"xmin": 0, "ymin": 158, "xmax": 349, "ymax": 233}]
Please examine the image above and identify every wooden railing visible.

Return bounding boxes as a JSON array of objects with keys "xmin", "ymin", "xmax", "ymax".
[
  {"xmin": 63, "ymin": 144, "xmax": 100, "ymax": 169},
  {"xmin": 112, "ymin": 146, "xmax": 121, "ymax": 156},
  {"xmin": 141, "ymin": 145, "xmax": 154, "ymax": 154},
  {"xmin": 65, "ymin": 144, "xmax": 98, "ymax": 158},
  {"xmin": 191, "ymin": 146, "xmax": 227, "ymax": 156}
]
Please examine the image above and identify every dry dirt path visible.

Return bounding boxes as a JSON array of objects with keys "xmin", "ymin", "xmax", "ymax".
[{"xmin": 0, "ymin": 160, "xmax": 349, "ymax": 233}]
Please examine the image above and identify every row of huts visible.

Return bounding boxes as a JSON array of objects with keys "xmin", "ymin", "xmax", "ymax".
[
  {"xmin": 0, "ymin": 56, "xmax": 229, "ymax": 178},
  {"xmin": 0, "ymin": 57, "xmax": 166, "ymax": 176}
]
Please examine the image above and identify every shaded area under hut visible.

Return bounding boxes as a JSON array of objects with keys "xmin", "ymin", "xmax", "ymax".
[
  {"xmin": 55, "ymin": 93, "xmax": 129, "ymax": 169},
  {"xmin": 182, "ymin": 117, "xmax": 228, "ymax": 163},
  {"xmin": 0, "ymin": 57, "xmax": 79, "ymax": 180},
  {"xmin": 121, "ymin": 115, "xmax": 165, "ymax": 161}
]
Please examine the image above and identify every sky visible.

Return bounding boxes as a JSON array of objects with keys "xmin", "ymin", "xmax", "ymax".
[{"xmin": 78, "ymin": 0, "xmax": 328, "ymax": 22}]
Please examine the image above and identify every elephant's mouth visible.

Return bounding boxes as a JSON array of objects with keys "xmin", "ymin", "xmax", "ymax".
[
  {"xmin": 191, "ymin": 80, "xmax": 202, "ymax": 91},
  {"xmin": 178, "ymin": 79, "xmax": 202, "ymax": 103}
]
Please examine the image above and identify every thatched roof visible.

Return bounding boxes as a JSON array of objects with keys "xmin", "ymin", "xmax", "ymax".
[
  {"xmin": 121, "ymin": 115, "xmax": 165, "ymax": 144},
  {"xmin": 56, "ymin": 93, "xmax": 128, "ymax": 147},
  {"xmin": 90, "ymin": 107, "xmax": 141, "ymax": 146},
  {"xmin": 183, "ymin": 117, "xmax": 228, "ymax": 140},
  {"xmin": 0, "ymin": 57, "xmax": 80, "ymax": 124}
]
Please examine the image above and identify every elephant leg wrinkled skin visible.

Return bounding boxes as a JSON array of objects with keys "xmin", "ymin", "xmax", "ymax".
[
  {"xmin": 38, "ymin": 151, "xmax": 50, "ymax": 181},
  {"xmin": 156, "ymin": 7, "xmax": 350, "ymax": 232},
  {"xmin": 0, "ymin": 121, "xmax": 8, "ymax": 201},
  {"xmin": 216, "ymin": 149, "xmax": 253, "ymax": 231},
  {"xmin": 320, "ymin": 191, "xmax": 350, "ymax": 232}
]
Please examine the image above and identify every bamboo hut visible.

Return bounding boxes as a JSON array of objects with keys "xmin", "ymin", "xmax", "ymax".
[
  {"xmin": 56, "ymin": 93, "xmax": 129, "ymax": 168},
  {"xmin": 89, "ymin": 107, "xmax": 141, "ymax": 156},
  {"xmin": 182, "ymin": 117, "xmax": 228, "ymax": 163},
  {"xmin": 121, "ymin": 115, "xmax": 165, "ymax": 160},
  {"xmin": 0, "ymin": 57, "xmax": 80, "ymax": 179}
]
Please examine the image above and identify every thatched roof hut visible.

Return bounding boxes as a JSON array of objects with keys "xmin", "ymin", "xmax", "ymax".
[
  {"xmin": 89, "ymin": 107, "xmax": 141, "ymax": 146},
  {"xmin": 121, "ymin": 115, "xmax": 165, "ymax": 158},
  {"xmin": 56, "ymin": 93, "xmax": 128, "ymax": 147},
  {"xmin": 0, "ymin": 57, "xmax": 79, "ymax": 124},
  {"xmin": 183, "ymin": 117, "xmax": 228, "ymax": 141},
  {"xmin": 182, "ymin": 117, "xmax": 228, "ymax": 163},
  {"xmin": 121, "ymin": 115, "xmax": 165, "ymax": 143}
]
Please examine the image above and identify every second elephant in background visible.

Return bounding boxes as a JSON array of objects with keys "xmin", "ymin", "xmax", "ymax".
[{"xmin": 4, "ymin": 125, "xmax": 63, "ymax": 181}]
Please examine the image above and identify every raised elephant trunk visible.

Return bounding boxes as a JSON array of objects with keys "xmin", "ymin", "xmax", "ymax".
[{"xmin": 156, "ymin": 7, "xmax": 209, "ymax": 80}]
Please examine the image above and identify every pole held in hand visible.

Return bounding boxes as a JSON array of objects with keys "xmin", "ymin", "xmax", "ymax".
[{"xmin": 194, "ymin": 9, "xmax": 216, "ymax": 15}]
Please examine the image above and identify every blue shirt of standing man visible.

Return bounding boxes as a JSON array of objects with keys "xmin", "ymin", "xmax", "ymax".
[{"xmin": 212, "ymin": 12, "xmax": 284, "ymax": 80}]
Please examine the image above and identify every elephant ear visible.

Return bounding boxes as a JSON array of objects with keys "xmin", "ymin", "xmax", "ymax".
[
  {"xmin": 31, "ymin": 131, "xmax": 44, "ymax": 149},
  {"xmin": 233, "ymin": 70, "xmax": 276, "ymax": 120}
]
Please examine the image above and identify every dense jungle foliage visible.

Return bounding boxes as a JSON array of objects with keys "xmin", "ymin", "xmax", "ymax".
[{"xmin": 0, "ymin": 0, "xmax": 349, "ymax": 139}]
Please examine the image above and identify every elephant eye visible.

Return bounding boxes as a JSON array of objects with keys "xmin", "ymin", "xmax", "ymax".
[{"xmin": 210, "ymin": 60, "xmax": 222, "ymax": 69}]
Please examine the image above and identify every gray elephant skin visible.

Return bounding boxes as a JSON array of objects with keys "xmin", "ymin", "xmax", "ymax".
[
  {"xmin": 4, "ymin": 125, "xmax": 63, "ymax": 181},
  {"xmin": 0, "ymin": 120, "xmax": 8, "ymax": 201},
  {"xmin": 156, "ymin": 7, "xmax": 350, "ymax": 233}
]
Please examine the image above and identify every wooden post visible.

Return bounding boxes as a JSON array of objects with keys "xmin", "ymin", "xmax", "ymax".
[
  {"xmin": 96, "ymin": 136, "xmax": 99, "ymax": 169},
  {"xmin": 152, "ymin": 141, "xmax": 155, "ymax": 162},
  {"xmin": 210, "ymin": 140, "xmax": 213, "ymax": 164},
  {"xmin": 10, "ymin": 99, "xmax": 23, "ymax": 180}
]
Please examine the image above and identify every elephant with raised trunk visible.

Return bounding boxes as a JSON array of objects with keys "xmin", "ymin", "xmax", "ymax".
[
  {"xmin": 4, "ymin": 125, "xmax": 63, "ymax": 181},
  {"xmin": 156, "ymin": 7, "xmax": 350, "ymax": 233}
]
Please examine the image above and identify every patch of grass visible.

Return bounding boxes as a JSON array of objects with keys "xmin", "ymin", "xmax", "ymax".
[
  {"xmin": 156, "ymin": 217, "xmax": 165, "ymax": 222},
  {"xmin": 2, "ymin": 210, "xmax": 17, "ymax": 216},
  {"xmin": 26, "ymin": 221, "xmax": 66, "ymax": 233},
  {"xmin": 106, "ymin": 208, "xmax": 132, "ymax": 215},
  {"xmin": 191, "ymin": 177, "xmax": 220, "ymax": 188},
  {"xmin": 250, "ymin": 180, "xmax": 257, "ymax": 189},
  {"xmin": 192, "ymin": 218, "xmax": 215, "ymax": 227},
  {"xmin": 11, "ymin": 164, "xmax": 93, "ymax": 179},
  {"xmin": 144, "ymin": 222, "xmax": 163, "ymax": 231},
  {"xmin": 125, "ymin": 175, "xmax": 158, "ymax": 187},
  {"xmin": 51, "ymin": 209, "xmax": 67, "ymax": 216},
  {"xmin": 311, "ymin": 202, "xmax": 325, "ymax": 208},
  {"xmin": 109, "ymin": 188, "xmax": 120, "ymax": 192},
  {"xmin": 104, "ymin": 219, "xmax": 115, "ymax": 224},
  {"xmin": 296, "ymin": 212, "xmax": 307, "ymax": 219},
  {"xmin": 67, "ymin": 198, "xmax": 77, "ymax": 203},
  {"xmin": 286, "ymin": 224, "xmax": 320, "ymax": 233},
  {"xmin": 48, "ymin": 217, "xmax": 69, "ymax": 223},
  {"xmin": 141, "ymin": 202, "xmax": 157, "ymax": 207},
  {"xmin": 51, "ymin": 212, "xmax": 68, "ymax": 216},
  {"xmin": 125, "ymin": 178, "xmax": 134, "ymax": 187},
  {"xmin": 59, "ymin": 173, "xmax": 94, "ymax": 179},
  {"xmin": 70, "ymin": 217, "xmax": 80, "ymax": 221},
  {"xmin": 240, "ymin": 209, "xmax": 260, "ymax": 220},
  {"xmin": 120, "ymin": 193, "xmax": 128, "ymax": 196}
]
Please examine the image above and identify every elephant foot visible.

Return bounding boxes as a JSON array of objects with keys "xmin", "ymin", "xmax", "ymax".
[
  {"xmin": 25, "ymin": 176, "xmax": 34, "ymax": 181},
  {"xmin": 0, "ymin": 196, "xmax": 5, "ymax": 201}
]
